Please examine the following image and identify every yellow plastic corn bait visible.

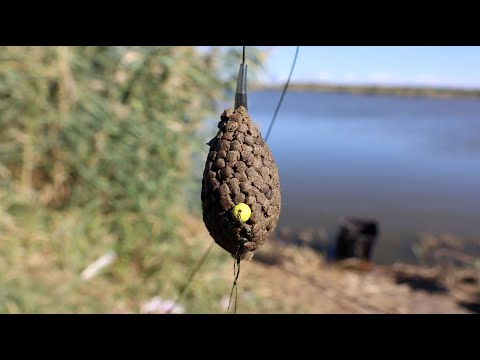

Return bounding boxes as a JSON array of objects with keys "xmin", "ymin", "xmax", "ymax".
[{"xmin": 232, "ymin": 203, "xmax": 251, "ymax": 223}]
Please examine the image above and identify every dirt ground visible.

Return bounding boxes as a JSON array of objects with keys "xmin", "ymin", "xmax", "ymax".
[{"xmin": 239, "ymin": 241, "xmax": 475, "ymax": 314}]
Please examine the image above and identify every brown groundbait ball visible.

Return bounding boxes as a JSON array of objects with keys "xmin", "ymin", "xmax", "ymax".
[{"xmin": 201, "ymin": 106, "xmax": 281, "ymax": 261}]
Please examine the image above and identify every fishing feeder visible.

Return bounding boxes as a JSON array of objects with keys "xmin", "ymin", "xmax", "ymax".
[
  {"xmin": 169, "ymin": 47, "xmax": 293, "ymax": 315},
  {"xmin": 201, "ymin": 106, "xmax": 281, "ymax": 261}
]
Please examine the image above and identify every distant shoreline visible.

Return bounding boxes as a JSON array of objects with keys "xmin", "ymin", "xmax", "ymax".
[{"xmin": 253, "ymin": 83, "xmax": 480, "ymax": 99}]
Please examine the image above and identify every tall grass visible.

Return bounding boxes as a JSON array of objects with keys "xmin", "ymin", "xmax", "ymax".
[{"xmin": 0, "ymin": 46, "xmax": 267, "ymax": 313}]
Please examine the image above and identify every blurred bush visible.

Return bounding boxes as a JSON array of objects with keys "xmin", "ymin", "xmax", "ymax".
[{"xmin": 0, "ymin": 46, "xmax": 267, "ymax": 312}]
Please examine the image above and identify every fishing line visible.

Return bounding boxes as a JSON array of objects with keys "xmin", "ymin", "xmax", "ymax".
[
  {"xmin": 169, "ymin": 46, "xmax": 299, "ymax": 314},
  {"xmin": 227, "ymin": 226, "xmax": 243, "ymax": 313},
  {"xmin": 227, "ymin": 254, "xmax": 241, "ymax": 313},
  {"xmin": 264, "ymin": 46, "xmax": 299, "ymax": 142},
  {"xmin": 226, "ymin": 46, "xmax": 299, "ymax": 313},
  {"xmin": 165, "ymin": 241, "xmax": 214, "ymax": 314}
]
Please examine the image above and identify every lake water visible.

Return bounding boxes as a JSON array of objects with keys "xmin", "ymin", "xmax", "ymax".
[{"xmin": 204, "ymin": 90, "xmax": 480, "ymax": 264}]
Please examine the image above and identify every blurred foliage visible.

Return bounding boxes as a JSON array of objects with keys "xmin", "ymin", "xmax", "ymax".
[{"xmin": 0, "ymin": 46, "xmax": 270, "ymax": 313}]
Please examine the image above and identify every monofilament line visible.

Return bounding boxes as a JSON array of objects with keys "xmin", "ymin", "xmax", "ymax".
[
  {"xmin": 227, "ymin": 46, "xmax": 299, "ymax": 314},
  {"xmin": 170, "ymin": 46, "xmax": 299, "ymax": 314},
  {"xmin": 264, "ymin": 46, "xmax": 299, "ymax": 142},
  {"xmin": 165, "ymin": 241, "xmax": 214, "ymax": 314},
  {"xmin": 227, "ymin": 256, "xmax": 241, "ymax": 313}
]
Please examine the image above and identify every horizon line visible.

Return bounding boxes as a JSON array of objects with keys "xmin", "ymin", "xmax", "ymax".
[{"xmin": 255, "ymin": 81, "xmax": 480, "ymax": 92}]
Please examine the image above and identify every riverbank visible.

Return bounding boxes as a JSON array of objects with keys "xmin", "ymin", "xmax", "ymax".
[
  {"xmin": 253, "ymin": 83, "xmax": 480, "ymax": 99},
  {"xmin": 240, "ymin": 238, "xmax": 480, "ymax": 314},
  {"xmin": 2, "ymin": 204, "xmax": 477, "ymax": 313},
  {"xmin": 184, "ymin": 215, "xmax": 480, "ymax": 314}
]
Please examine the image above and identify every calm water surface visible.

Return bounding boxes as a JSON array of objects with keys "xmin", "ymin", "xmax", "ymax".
[{"xmin": 203, "ymin": 90, "xmax": 480, "ymax": 264}]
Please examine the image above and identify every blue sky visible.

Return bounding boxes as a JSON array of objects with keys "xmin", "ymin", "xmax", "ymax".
[{"xmin": 258, "ymin": 46, "xmax": 480, "ymax": 89}]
